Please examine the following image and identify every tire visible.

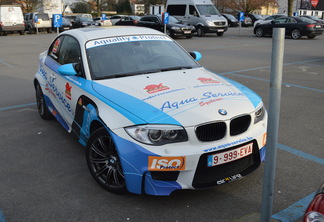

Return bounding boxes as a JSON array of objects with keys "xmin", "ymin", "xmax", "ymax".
[
  {"xmin": 255, "ymin": 27, "xmax": 264, "ymax": 37},
  {"xmin": 291, "ymin": 29, "xmax": 301, "ymax": 39},
  {"xmin": 19, "ymin": 30, "xmax": 25, "ymax": 35},
  {"xmin": 86, "ymin": 128, "xmax": 126, "ymax": 194},
  {"xmin": 196, "ymin": 26, "xmax": 204, "ymax": 37},
  {"xmin": 217, "ymin": 32, "xmax": 224, "ymax": 36},
  {"xmin": 47, "ymin": 28, "xmax": 52, "ymax": 33},
  {"xmin": 28, "ymin": 26, "xmax": 35, "ymax": 34},
  {"xmin": 35, "ymin": 82, "xmax": 53, "ymax": 120},
  {"xmin": 186, "ymin": 36, "xmax": 193, "ymax": 39}
]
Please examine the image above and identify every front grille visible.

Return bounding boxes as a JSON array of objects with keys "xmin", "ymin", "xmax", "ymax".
[
  {"xmin": 230, "ymin": 115, "xmax": 251, "ymax": 136},
  {"xmin": 192, "ymin": 140, "xmax": 260, "ymax": 189},
  {"xmin": 195, "ymin": 122, "xmax": 226, "ymax": 142},
  {"xmin": 181, "ymin": 27, "xmax": 192, "ymax": 31},
  {"xmin": 214, "ymin": 21, "xmax": 226, "ymax": 26}
]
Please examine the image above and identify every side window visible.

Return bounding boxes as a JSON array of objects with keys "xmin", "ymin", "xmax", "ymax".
[
  {"xmin": 189, "ymin": 5, "xmax": 198, "ymax": 16},
  {"xmin": 57, "ymin": 36, "xmax": 81, "ymax": 65},
  {"xmin": 167, "ymin": 5, "xmax": 186, "ymax": 16},
  {"xmin": 48, "ymin": 36, "xmax": 64, "ymax": 62}
]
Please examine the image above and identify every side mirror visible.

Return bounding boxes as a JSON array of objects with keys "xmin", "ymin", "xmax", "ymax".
[
  {"xmin": 58, "ymin": 63, "xmax": 78, "ymax": 76},
  {"xmin": 189, "ymin": 51, "xmax": 202, "ymax": 61}
]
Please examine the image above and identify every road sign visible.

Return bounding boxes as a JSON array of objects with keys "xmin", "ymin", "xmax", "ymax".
[
  {"xmin": 53, "ymin": 14, "xmax": 62, "ymax": 28},
  {"xmin": 239, "ymin": 12, "xmax": 244, "ymax": 22},
  {"xmin": 164, "ymin": 12, "xmax": 169, "ymax": 24},
  {"xmin": 102, "ymin": 13, "xmax": 106, "ymax": 20}
]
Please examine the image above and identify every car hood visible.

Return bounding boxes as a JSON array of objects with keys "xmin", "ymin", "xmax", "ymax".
[
  {"xmin": 92, "ymin": 67, "xmax": 261, "ymax": 126},
  {"xmin": 203, "ymin": 15, "xmax": 227, "ymax": 22}
]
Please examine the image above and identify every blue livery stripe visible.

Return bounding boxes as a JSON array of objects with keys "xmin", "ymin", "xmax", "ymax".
[{"xmin": 92, "ymin": 81, "xmax": 181, "ymax": 125}]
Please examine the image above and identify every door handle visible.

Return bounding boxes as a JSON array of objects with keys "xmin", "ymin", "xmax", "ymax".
[{"xmin": 50, "ymin": 73, "xmax": 56, "ymax": 79}]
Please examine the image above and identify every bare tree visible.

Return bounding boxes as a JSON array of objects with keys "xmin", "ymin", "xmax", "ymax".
[
  {"xmin": 88, "ymin": 0, "xmax": 110, "ymax": 16},
  {"xmin": 287, "ymin": 0, "xmax": 294, "ymax": 16},
  {"xmin": 15, "ymin": 0, "xmax": 42, "ymax": 13},
  {"xmin": 221, "ymin": 0, "xmax": 278, "ymax": 13}
]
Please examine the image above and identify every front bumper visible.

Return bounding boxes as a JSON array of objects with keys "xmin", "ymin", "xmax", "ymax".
[{"xmin": 112, "ymin": 123, "xmax": 267, "ymax": 196}]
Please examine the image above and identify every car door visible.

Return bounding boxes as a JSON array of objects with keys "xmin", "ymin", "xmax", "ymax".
[
  {"xmin": 44, "ymin": 35, "xmax": 83, "ymax": 131},
  {"xmin": 269, "ymin": 17, "xmax": 288, "ymax": 35}
]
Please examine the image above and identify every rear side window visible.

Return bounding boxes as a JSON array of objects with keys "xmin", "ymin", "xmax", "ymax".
[
  {"xmin": 36, "ymin": 13, "xmax": 49, "ymax": 20},
  {"xmin": 167, "ymin": 5, "xmax": 186, "ymax": 16}
]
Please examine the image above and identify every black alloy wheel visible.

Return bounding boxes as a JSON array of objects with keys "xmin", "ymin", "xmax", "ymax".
[
  {"xmin": 86, "ymin": 128, "xmax": 126, "ymax": 193},
  {"xmin": 35, "ymin": 82, "xmax": 53, "ymax": 120}
]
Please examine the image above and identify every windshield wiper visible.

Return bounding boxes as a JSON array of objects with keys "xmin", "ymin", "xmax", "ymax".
[{"xmin": 160, "ymin": 66, "xmax": 192, "ymax": 72}]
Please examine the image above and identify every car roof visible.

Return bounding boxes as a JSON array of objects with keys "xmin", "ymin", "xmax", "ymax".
[{"xmin": 60, "ymin": 27, "xmax": 166, "ymax": 44}]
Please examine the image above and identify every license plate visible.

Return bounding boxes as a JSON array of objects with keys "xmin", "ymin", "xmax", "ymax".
[
  {"xmin": 184, "ymin": 31, "xmax": 191, "ymax": 34},
  {"xmin": 316, "ymin": 25, "xmax": 321, "ymax": 28},
  {"xmin": 218, "ymin": 29, "xmax": 224, "ymax": 32},
  {"xmin": 207, "ymin": 143, "xmax": 253, "ymax": 167}
]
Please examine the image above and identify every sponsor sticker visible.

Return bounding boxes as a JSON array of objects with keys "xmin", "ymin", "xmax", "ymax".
[
  {"xmin": 217, "ymin": 174, "xmax": 243, "ymax": 185},
  {"xmin": 148, "ymin": 156, "xmax": 186, "ymax": 171},
  {"xmin": 65, "ymin": 83, "xmax": 72, "ymax": 100},
  {"xmin": 197, "ymin": 77, "xmax": 220, "ymax": 84},
  {"xmin": 144, "ymin": 83, "xmax": 170, "ymax": 94},
  {"xmin": 86, "ymin": 35, "xmax": 172, "ymax": 49}
]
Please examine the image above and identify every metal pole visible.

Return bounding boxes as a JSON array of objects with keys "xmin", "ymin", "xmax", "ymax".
[{"xmin": 261, "ymin": 28, "xmax": 285, "ymax": 222}]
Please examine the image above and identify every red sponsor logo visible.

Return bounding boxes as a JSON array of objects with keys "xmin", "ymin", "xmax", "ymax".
[
  {"xmin": 198, "ymin": 77, "xmax": 220, "ymax": 84},
  {"xmin": 311, "ymin": 0, "xmax": 319, "ymax": 7},
  {"xmin": 144, "ymin": 83, "xmax": 170, "ymax": 94},
  {"xmin": 65, "ymin": 83, "xmax": 72, "ymax": 100}
]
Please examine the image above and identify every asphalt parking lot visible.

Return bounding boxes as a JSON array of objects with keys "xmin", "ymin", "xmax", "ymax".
[{"xmin": 0, "ymin": 27, "xmax": 323, "ymax": 222}]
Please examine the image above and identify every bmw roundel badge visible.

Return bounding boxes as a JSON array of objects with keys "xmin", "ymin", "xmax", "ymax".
[{"xmin": 218, "ymin": 109, "xmax": 227, "ymax": 115}]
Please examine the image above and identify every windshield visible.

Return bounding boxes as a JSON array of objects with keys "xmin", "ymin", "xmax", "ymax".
[
  {"xmin": 86, "ymin": 35, "xmax": 200, "ymax": 80},
  {"xmin": 196, "ymin": 5, "xmax": 221, "ymax": 16}
]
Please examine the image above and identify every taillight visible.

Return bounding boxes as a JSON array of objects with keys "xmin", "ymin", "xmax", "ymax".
[
  {"xmin": 0, "ymin": 22, "xmax": 3, "ymax": 27},
  {"xmin": 307, "ymin": 24, "xmax": 315, "ymax": 28},
  {"xmin": 133, "ymin": 20, "xmax": 138, "ymax": 24},
  {"xmin": 304, "ymin": 194, "xmax": 324, "ymax": 222}
]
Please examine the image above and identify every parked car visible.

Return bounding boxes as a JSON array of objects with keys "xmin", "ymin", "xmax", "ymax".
[
  {"xmin": 137, "ymin": 15, "xmax": 196, "ymax": 38},
  {"xmin": 303, "ymin": 182, "xmax": 324, "ymax": 222},
  {"xmin": 242, "ymin": 17, "xmax": 253, "ymax": 27},
  {"xmin": 0, "ymin": 5, "xmax": 25, "ymax": 36},
  {"xmin": 72, "ymin": 16, "xmax": 97, "ymax": 28},
  {"xmin": 222, "ymin": 14, "xmax": 239, "ymax": 27},
  {"xmin": 52, "ymin": 17, "xmax": 73, "ymax": 32},
  {"xmin": 254, "ymin": 16, "xmax": 324, "ymax": 39},
  {"xmin": 301, "ymin": 15, "xmax": 324, "ymax": 27},
  {"xmin": 24, "ymin": 12, "xmax": 52, "ymax": 34},
  {"xmin": 110, "ymin": 15, "xmax": 126, "ymax": 25},
  {"xmin": 115, "ymin": 16, "xmax": 141, "ymax": 26},
  {"xmin": 254, "ymin": 14, "xmax": 287, "ymax": 27},
  {"xmin": 34, "ymin": 26, "xmax": 268, "ymax": 196},
  {"xmin": 94, "ymin": 17, "xmax": 112, "ymax": 26},
  {"xmin": 244, "ymin": 13, "xmax": 263, "ymax": 25}
]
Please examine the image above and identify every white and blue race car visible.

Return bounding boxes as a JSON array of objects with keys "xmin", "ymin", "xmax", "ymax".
[{"xmin": 34, "ymin": 27, "xmax": 267, "ymax": 196}]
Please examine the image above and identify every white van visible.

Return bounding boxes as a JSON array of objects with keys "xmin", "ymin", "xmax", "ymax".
[
  {"xmin": 0, "ymin": 5, "xmax": 25, "ymax": 36},
  {"xmin": 166, "ymin": 0, "xmax": 228, "ymax": 37}
]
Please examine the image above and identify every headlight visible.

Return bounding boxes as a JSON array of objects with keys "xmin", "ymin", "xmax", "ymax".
[
  {"xmin": 254, "ymin": 105, "xmax": 265, "ymax": 124},
  {"xmin": 206, "ymin": 21, "xmax": 215, "ymax": 26},
  {"xmin": 125, "ymin": 125, "xmax": 188, "ymax": 145},
  {"xmin": 171, "ymin": 27, "xmax": 181, "ymax": 30}
]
